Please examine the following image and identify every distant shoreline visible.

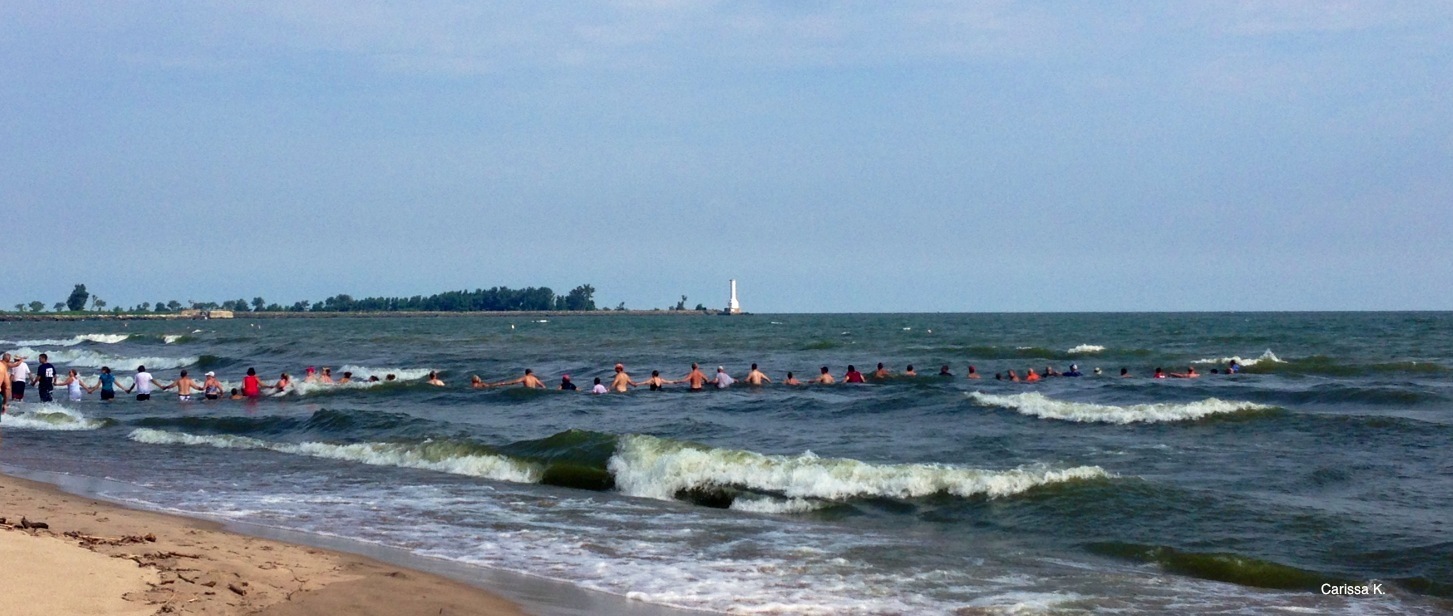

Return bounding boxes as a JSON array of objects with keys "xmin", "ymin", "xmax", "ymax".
[{"xmin": 0, "ymin": 310, "xmax": 729, "ymax": 322}]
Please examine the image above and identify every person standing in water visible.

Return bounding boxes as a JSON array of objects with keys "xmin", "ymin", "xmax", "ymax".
[
  {"xmin": 492, "ymin": 368, "xmax": 546, "ymax": 389},
  {"xmin": 163, "ymin": 370, "xmax": 204, "ymax": 401},
  {"xmin": 712, "ymin": 366, "xmax": 735, "ymax": 389},
  {"xmin": 743, "ymin": 364, "xmax": 772, "ymax": 386},
  {"xmin": 202, "ymin": 371, "xmax": 224, "ymax": 400},
  {"xmin": 813, "ymin": 366, "xmax": 836, "ymax": 385},
  {"xmin": 677, "ymin": 363, "xmax": 710, "ymax": 391},
  {"xmin": 128, "ymin": 365, "xmax": 157, "ymax": 400},
  {"xmin": 58, "ymin": 369, "xmax": 87, "ymax": 402},
  {"xmin": 241, "ymin": 367, "xmax": 264, "ymax": 398},
  {"xmin": 610, "ymin": 363, "xmax": 638, "ymax": 393},
  {"xmin": 842, "ymin": 365, "xmax": 866, "ymax": 384},
  {"xmin": 643, "ymin": 371, "xmax": 670, "ymax": 391},
  {"xmin": 35, "ymin": 353, "xmax": 57, "ymax": 403}
]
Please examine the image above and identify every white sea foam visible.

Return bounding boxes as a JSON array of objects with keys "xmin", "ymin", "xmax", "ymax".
[
  {"xmin": 1067, "ymin": 344, "xmax": 1105, "ymax": 354},
  {"xmin": 127, "ymin": 429, "xmax": 542, "ymax": 483},
  {"xmin": 1194, "ymin": 349, "xmax": 1284, "ymax": 367},
  {"xmin": 5, "ymin": 347, "xmax": 198, "ymax": 370},
  {"xmin": 1, "ymin": 334, "xmax": 130, "ymax": 347},
  {"xmin": 0, "ymin": 403, "xmax": 108, "ymax": 431},
  {"xmin": 729, "ymin": 496, "xmax": 827, "ymax": 514},
  {"xmin": 163, "ymin": 335, "xmax": 184, "ymax": 344},
  {"xmin": 608, "ymin": 434, "xmax": 1109, "ymax": 502},
  {"xmin": 968, "ymin": 391, "xmax": 1273, "ymax": 424},
  {"xmin": 282, "ymin": 366, "xmax": 433, "ymax": 396}
]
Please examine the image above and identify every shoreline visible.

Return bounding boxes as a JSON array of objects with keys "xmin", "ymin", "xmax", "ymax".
[
  {"xmin": 0, "ymin": 310, "xmax": 728, "ymax": 322},
  {"xmin": 0, "ymin": 465, "xmax": 700, "ymax": 616},
  {"xmin": 0, "ymin": 470, "xmax": 528, "ymax": 616}
]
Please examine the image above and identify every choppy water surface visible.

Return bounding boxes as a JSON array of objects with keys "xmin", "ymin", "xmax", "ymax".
[{"xmin": 3, "ymin": 313, "xmax": 1451, "ymax": 614}]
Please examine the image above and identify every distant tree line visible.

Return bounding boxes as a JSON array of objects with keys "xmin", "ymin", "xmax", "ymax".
[{"xmin": 9, "ymin": 283, "xmax": 600, "ymax": 314}]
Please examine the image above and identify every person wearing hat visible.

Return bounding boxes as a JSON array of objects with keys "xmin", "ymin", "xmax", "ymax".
[
  {"xmin": 712, "ymin": 366, "xmax": 735, "ymax": 389},
  {"xmin": 609, "ymin": 363, "xmax": 639, "ymax": 393},
  {"xmin": 559, "ymin": 374, "xmax": 577, "ymax": 391},
  {"xmin": 303, "ymin": 366, "xmax": 318, "ymax": 383},
  {"xmin": 1064, "ymin": 364, "xmax": 1083, "ymax": 377},
  {"xmin": 202, "ymin": 371, "xmax": 224, "ymax": 400}
]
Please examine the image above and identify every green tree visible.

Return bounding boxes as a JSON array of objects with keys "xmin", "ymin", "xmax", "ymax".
[
  {"xmin": 252, "ymin": 297, "xmax": 266, "ymax": 312},
  {"xmin": 91, "ymin": 297, "xmax": 107, "ymax": 311},
  {"xmin": 564, "ymin": 285, "xmax": 596, "ymax": 311},
  {"xmin": 53, "ymin": 302, "xmax": 65, "ymax": 312},
  {"xmin": 13, "ymin": 303, "xmax": 22, "ymax": 312},
  {"xmin": 66, "ymin": 284, "xmax": 90, "ymax": 311},
  {"xmin": 28, "ymin": 301, "xmax": 45, "ymax": 312},
  {"xmin": 674, "ymin": 295, "xmax": 687, "ymax": 311},
  {"xmin": 166, "ymin": 300, "xmax": 182, "ymax": 312}
]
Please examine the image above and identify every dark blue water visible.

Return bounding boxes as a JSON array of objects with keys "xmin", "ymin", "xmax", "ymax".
[{"xmin": 2, "ymin": 313, "xmax": 1450, "ymax": 614}]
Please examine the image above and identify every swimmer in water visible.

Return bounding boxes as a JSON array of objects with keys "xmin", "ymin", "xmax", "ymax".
[
  {"xmin": 164, "ymin": 370, "xmax": 203, "ymax": 401},
  {"xmin": 492, "ymin": 369, "xmax": 546, "ymax": 389},
  {"xmin": 202, "ymin": 371, "xmax": 224, "ymax": 400},
  {"xmin": 1024, "ymin": 369, "xmax": 1041, "ymax": 383},
  {"xmin": 1153, "ymin": 367, "xmax": 1166, "ymax": 379},
  {"xmin": 470, "ymin": 375, "xmax": 488, "ymax": 389},
  {"xmin": 967, "ymin": 365, "xmax": 980, "ymax": 379},
  {"xmin": 842, "ymin": 365, "xmax": 866, "ymax": 384},
  {"xmin": 426, "ymin": 371, "xmax": 446, "ymax": 386},
  {"xmin": 784, "ymin": 371, "xmax": 801, "ymax": 385},
  {"xmin": 872, "ymin": 363, "xmax": 891, "ymax": 379},
  {"xmin": 1120, "ymin": 368, "xmax": 1132, "ymax": 378},
  {"xmin": 903, "ymin": 364, "xmax": 917, "ymax": 377},
  {"xmin": 813, "ymin": 366, "xmax": 836, "ymax": 385},
  {"xmin": 743, "ymin": 363, "xmax": 771, "ymax": 386},
  {"xmin": 1170, "ymin": 366, "xmax": 1199, "ymax": 378},
  {"xmin": 336, "ymin": 371, "xmax": 354, "ymax": 385},
  {"xmin": 319, "ymin": 367, "xmax": 334, "ymax": 384},
  {"xmin": 559, "ymin": 375, "xmax": 577, "ymax": 391},
  {"xmin": 591, "ymin": 377, "xmax": 608, "ymax": 394}
]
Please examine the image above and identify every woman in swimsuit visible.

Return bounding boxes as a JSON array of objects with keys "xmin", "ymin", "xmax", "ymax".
[
  {"xmin": 203, "ymin": 372, "xmax": 224, "ymax": 400},
  {"xmin": 644, "ymin": 370, "xmax": 671, "ymax": 391},
  {"xmin": 59, "ymin": 369, "xmax": 87, "ymax": 402},
  {"xmin": 275, "ymin": 372, "xmax": 292, "ymax": 393}
]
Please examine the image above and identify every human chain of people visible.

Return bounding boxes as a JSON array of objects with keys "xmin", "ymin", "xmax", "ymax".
[{"xmin": 2, "ymin": 348, "xmax": 1244, "ymax": 413}]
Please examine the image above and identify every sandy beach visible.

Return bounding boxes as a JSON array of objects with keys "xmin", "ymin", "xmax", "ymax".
[{"xmin": 0, "ymin": 473, "xmax": 525, "ymax": 616}]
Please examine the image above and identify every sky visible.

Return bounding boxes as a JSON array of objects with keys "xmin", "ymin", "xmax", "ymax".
[{"xmin": 3, "ymin": 1, "xmax": 1450, "ymax": 313}]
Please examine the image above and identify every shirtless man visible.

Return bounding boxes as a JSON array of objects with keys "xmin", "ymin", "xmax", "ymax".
[
  {"xmin": 426, "ymin": 371, "xmax": 445, "ymax": 386},
  {"xmin": 903, "ymin": 365, "xmax": 917, "ymax": 377},
  {"xmin": 872, "ymin": 363, "xmax": 892, "ymax": 379},
  {"xmin": 742, "ymin": 363, "xmax": 772, "ymax": 386},
  {"xmin": 677, "ymin": 363, "xmax": 711, "ymax": 391},
  {"xmin": 492, "ymin": 368, "xmax": 547, "ymax": 389},
  {"xmin": 812, "ymin": 366, "xmax": 836, "ymax": 385},
  {"xmin": 1170, "ymin": 366, "xmax": 1199, "ymax": 378},
  {"xmin": 470, "ymin": 375, "xmax": 489, "ymax": 389},
  {"xmin": 783, "ymin": 372, "xmax": 801, "ymax": 386},
  {"xmin": 163, "ymin": 370, "xmax": 204, "ymax": 401},
  {"xmin": 610, "ymin": 363, "xmax": 638, "ymax": 392}
]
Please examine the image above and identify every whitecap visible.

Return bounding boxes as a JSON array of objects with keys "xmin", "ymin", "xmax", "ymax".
[
  {"xmin": 0, "ymin": 403, "xmax": 108, "ymax": 431},
  {"xmin": 1067, "ymin": 344, "xmax": 1105, "ymax": 354},
  {"xmin": 6, "ymin": 347, "xmax": 198, "ymax": 370},
  {"xmin": 967, "ymin": 391, "xmax": 1273, "ymax": 424},
  {"xmin": 1193, "ymin": 349, "xmax": 1284, "ymax": 367},
  {"xmin": 607, "ymin": 434, "xmax": 1110, "ymax": 502},
  {"xmin": 127, "ymin": 429, "xmax": 542, "ymax": 483}
]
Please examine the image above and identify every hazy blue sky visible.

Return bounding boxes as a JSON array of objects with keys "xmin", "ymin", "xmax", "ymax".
[{"xmin": 3, "ymin": 2, "xmax": 1450, "ymax": 312}]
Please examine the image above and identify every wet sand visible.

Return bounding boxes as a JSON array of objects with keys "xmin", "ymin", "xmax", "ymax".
[{"xmin": 0, "ymin": 472, "xmax": 526, "ymax": 616}]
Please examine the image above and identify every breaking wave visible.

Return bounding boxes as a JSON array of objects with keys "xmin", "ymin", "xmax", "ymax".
[
  {"xmin": 127, "ymin": 429, "xmax": 542, "ymax": 483},
  {"xmin": 967, "ymin": 392, "xmax": 1275, "ymax": 424},
  {"xmin": 607, "ymin": 434, "xmax": 1111, "ymax": 503},
  {"xmin": 1193, "ymin": 349, "xmax": 1283, "ymax": 367},
  {"xmin": 0, "ymin": 403, "xmax": 111, "ymax": 431},
  {"xmin": 5, "ymin": 347, "xmax": 198, "ymax": 370},
  {"xmin": 1, "ymin": 334, "xmax": 130, "ymax": 347},
  {"xmin": 1067, "ymin": 344, "xmax": 1105, "ymax": 354}
]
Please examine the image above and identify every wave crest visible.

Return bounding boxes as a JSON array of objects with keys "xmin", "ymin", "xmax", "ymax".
[
  {"xmin": 607, "ymin": 434, "xmax": 1109, "ymax": 503},
  {"xmin": 1, "ymin": 403, "xmax": 110, "ymax": 431},
  {"xmin": 0, "ymin": 334, "xmax": 130, "ymax": 347},
  {"xmin": 967, "ymin": 391, "xmax": 1273, "ymax": 424},
  {"xmin": 1067, "ymin": 344, "xmax": 1105, "ymax": 354},
  {"xmin": 127, "ymin": 429, "xmax": 542, "ymax": 483},
  {"xmin": 1194, "ymin": 349, "xmax": 1283, "ymax": 367},
  {"xmin": 6, "ymin": 346, "xmax": 198, "ymax": 370}
]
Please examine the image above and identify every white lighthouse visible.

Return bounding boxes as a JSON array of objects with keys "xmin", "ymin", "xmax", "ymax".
[{"xmin": 726, "ymin": 279, "xmax": 742, "ymax": 315}]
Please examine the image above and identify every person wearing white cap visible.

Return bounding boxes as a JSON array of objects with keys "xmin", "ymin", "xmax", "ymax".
[
  {"xmin": 712, "ymin": 366, "xmax": 735, "ymax": 389},
  {"xmin": 202, "ymin": 371, "xmax": 225, "ymax": 400}
]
